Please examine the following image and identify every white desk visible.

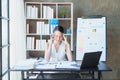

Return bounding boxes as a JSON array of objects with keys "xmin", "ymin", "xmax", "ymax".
[{"xmin": 10, "ymin": 59, "xmax": 112, "ymax": 80}]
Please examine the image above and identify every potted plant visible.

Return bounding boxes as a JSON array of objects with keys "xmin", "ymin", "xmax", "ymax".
[{"xmin": 60, "ymin": 10, "xmax": 67, "ymax": 18}]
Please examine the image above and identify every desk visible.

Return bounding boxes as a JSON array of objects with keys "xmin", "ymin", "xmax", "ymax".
[{"xmin": 10, "ymin": 59, "xmax": 112, "ymax": 80}]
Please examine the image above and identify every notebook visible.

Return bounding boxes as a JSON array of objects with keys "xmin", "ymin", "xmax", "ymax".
[{"xmin": 80, "ymin": 51, "xmax": 102, "ymax": 69}]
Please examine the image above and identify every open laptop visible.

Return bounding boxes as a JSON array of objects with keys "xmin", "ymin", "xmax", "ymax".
[{"xmin": 80, "ymin": 51, "xmax": 102, "ymax": 69}]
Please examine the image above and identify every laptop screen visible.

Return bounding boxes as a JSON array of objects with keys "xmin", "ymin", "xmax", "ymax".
[{"xmin": 80, "ymin": 51, "xmax": 102, "ymax": 68}]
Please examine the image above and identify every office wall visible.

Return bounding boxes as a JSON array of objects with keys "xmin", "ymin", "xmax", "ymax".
[
  {"xmin": 24, "ymin": 0, "xmax": 120, "ymax": 80},
  {"xmin": 10, "ymin": 0, "xmax": 26, "ymax": 80}
]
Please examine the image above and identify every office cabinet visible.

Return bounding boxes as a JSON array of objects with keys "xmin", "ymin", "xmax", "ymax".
[{"xmin": 25, "ymin": 2, "xmax": 73, "ymax": 58}]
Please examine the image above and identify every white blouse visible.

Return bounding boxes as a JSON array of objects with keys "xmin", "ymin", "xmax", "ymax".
[{"xmin": 50, "ymin": 42, "xmax": 67, "ymax": 61}]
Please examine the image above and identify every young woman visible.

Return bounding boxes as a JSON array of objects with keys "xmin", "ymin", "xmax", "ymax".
[{"xmin": 44, "ymin": 25, "xmax": 73, "ymax": 61}]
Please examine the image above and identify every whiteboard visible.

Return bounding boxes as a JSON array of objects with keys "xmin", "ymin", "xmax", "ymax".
[{"xmin": 76, "ymin": 17, "xmax": 106, "ymax": 61}]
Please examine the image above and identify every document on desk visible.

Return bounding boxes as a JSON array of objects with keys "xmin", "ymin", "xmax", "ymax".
[
  {"xmin": 56, "ymin": 61, "xmax": 80, "ymax": 69},
  {"xmin": 35, "ymin": 63, "xmax": 56, "ymax": 69},
  {"xmin": 35, "ymin": 61, "xmax": 80, "ymax": 69},
  {"xmin": 35, "ymin": 61, "xmax": 58, "ymax": 69},
  {"xmin": 12, "ymin": 59, "xmax": 37, "ymax": 70}
]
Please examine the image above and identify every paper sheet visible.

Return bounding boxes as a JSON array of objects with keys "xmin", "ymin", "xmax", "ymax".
[{"xmin": 12, "ymin": 60, "xmax": 80, "ymax": 70}]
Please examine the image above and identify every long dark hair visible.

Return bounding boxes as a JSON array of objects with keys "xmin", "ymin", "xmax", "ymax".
[{"xmin": 53, "ymin": 25, "xmax": 64, "ymax": 33}]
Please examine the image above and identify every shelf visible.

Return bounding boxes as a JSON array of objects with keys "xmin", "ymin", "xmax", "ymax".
[
  {"xmin": 26, "ymin": 18, "xmax": 72, "ymax": 20},
  {"xmin": 25, "ymin": 2, "xmax": 40, "ymax": 4},
  {"xmin": 26, "ymin": 34, "xmax": 71, "ymax": 36},
  {"xmin": 26, "ymin": 18, "xmax": 49, "ymax": 20},
  {"xmin": 25, "ymin": 2, "xmax": 73, "ymax": 58},
  {"xmin": 26, "ymin": 49, "xmax": 44, "ymax": 51}
]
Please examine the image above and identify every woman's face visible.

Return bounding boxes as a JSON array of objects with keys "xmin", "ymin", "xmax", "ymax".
[{"xmin": 53, "ymin": 31, "xmax": 63, "ymax": 43}]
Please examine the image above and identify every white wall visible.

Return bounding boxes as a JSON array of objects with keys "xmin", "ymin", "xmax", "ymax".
[{"xmin": 9, "ymin": 0, "xmax": 26, "ymax": 80}]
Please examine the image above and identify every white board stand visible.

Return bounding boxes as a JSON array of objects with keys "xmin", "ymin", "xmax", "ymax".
[{"xmin": 76, "ymin": 16, "xmax": 106, "ymax": 61}]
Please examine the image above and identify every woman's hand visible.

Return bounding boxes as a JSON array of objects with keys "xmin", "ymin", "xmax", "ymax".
[
  {"xmin": 49, "ymin": 34, "xmax": 54, "ymax": 45},
  {"xmin": 63, "ymin": 34, "xmax": 69, "ymax": 46}
]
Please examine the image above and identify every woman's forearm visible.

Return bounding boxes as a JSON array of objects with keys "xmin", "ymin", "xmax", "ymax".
[
  {"xmin": 66, "ymin": 44, "xmax": 73, "ymax": 61},
  {"xmin": 44, "ymin": 43, "xmax": 52, "ymax": 61}
]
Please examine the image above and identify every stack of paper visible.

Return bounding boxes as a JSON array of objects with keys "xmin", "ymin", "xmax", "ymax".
[
  {"xmin": 35, "ymin": 61, "xmax": 80, "ymax": 69},
  {"xmin": 56, "ymin": 61, "xmax": 80, "ymax": 69},
  {"xmin": 12, "ymin": 59, "xmax": 37, "ymax": 70}
]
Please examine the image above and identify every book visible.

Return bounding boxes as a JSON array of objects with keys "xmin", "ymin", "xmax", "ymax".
[{"xmin": 50, "ymin": 18, "xmax": 59, "ymax": 34}]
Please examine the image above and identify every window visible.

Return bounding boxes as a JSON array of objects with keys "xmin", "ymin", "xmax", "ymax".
[{"xmin": 0, "ymin": 0, "xmax": 10, "ymax": 80}]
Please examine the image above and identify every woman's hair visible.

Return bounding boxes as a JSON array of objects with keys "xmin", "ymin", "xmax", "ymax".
[{"xmin": 53, "ymin": 25, "xmax": 64, "ymax": 33}]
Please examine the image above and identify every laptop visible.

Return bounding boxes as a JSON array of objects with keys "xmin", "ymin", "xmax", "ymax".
[{"xmin": 80, "ymin": 51, "xmax": 102, "ymax": 69}]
